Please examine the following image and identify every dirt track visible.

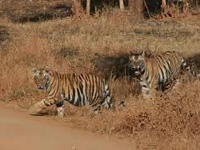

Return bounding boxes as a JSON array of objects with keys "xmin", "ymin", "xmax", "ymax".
[{"xmin": 0, "ymin": 102, "xmax": 132, "ymax": 150}]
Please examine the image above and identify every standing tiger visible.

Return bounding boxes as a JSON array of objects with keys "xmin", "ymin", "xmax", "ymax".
[
  {"xmin": 29, "ymin": 66, "xmax": 113, "ymax": 117},
  {"xmin": 129, "ymin": 50, "xmax": 188, "ymax": 99}
]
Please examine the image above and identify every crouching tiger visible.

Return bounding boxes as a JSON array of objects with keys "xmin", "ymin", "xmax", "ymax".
[
  {"xmin": 29, "ymin": 66, "xmax": 113, "ymax": 117},
  {"xmin": 129, "ymin": 50, "xmax": 190, "ymax": 99}
]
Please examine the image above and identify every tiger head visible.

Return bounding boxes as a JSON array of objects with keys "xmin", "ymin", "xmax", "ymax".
[
  {"xmin": 32, "ymin": 66, "xmax": 51, "ymax": 91},
  {"xmin": 129, "ymin": 51, "xmax": 146, "ymax": 76}
]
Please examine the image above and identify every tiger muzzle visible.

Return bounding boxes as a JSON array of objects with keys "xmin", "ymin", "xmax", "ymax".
[{"xmin": 38, "ymin": 86, "xmax": 46, "ymax": 91}]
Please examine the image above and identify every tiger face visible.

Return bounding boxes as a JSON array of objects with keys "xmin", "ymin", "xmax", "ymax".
[
  {"xmin": 129, "ymin": 51, "xmax": 146, "ymax": 77},
  {"xmin": 32, "ymin": 67, "xmax": 51, "ymax": 91}
]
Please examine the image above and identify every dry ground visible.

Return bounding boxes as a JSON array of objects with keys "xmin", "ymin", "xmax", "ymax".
[
  {"xmin": 1, "ymin": 6, "xmax": 200, "ymax": 149},
  {"xmin": 0, "ymin": 101, "xmax": 131, "ymax": 150}
]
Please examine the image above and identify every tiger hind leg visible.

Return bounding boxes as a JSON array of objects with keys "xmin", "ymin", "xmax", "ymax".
[
  {"xmin": 90, "ymin": 99, "xmax": 112, "ymax": 115},
  {"xmin": 165, "ymin": 77, "xmax": 180, "ymax": 90},
  {"xmin": 102, "ymin": 84, "xmax": 113, "ymax": 109},
  {"xmin": 91, "ymin": 103, "xmax": 101, "ymax": 115}
]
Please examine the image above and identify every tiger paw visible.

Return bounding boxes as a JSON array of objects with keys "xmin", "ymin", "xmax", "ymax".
[
  {"xmin": 29, "ymin": 100, "xmax": 47, "ymax": 115},
  {"xmin": 56, "ymin": 107, "xmax": 65, "ymax": 118},
  {"xmin": 29, "ymin": 105, "xmax": 43, "ymax": 115}
]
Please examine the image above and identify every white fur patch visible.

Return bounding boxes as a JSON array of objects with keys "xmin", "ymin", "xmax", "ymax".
[{"xmin": 57, "ymin": 107, "xmax": 65, "ymax": 118}]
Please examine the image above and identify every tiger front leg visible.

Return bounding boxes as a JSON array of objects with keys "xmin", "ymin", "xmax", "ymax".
[
  {"xmin": 147, "ymin": 79, "xmax": 158, "ymax": 100},
  {"xmin": 91, "ymin": 100, "xmax": 102, "ymax": 115},
  {"xmin": 56, "ymin": 107, "xmax": 65, "ymax": 118},
  {"xmin": 55, "ymin": 100, "xmax": 66, "ymax": 118},
  {"xmin": 29, "ymin": 98, "xmax": 56, "ymax": 115},
  {"xmin": 140, "ymin": 81, "xmax": 151, "ymax": 100}
]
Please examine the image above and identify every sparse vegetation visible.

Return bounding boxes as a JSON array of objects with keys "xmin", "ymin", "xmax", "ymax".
[{"xmin": 1, "ymin": 1, "xmax": 200, "ymax": 149}]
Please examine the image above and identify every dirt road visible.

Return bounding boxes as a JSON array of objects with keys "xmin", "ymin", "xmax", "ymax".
[{"xmin": 0, "ymin": 102, "xmax": 132, "ymax": 150}]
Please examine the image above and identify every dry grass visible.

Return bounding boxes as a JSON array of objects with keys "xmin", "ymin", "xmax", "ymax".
[{"xmin": 1, "ymin": 9, "xmax": 200, "ymax": 149}]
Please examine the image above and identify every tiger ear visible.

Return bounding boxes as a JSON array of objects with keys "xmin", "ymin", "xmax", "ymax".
[
  {"xmin": 31, "ymin": 67, "xmax": 40, "ymax": 76},
  {"xmin": 44, "ymin": 66, "xmax": 51, "ymax": 74},
  {"xmin": 141, "ymin": 50, "xmax": 145, "ymax": 57},
  {"xmin": 129, "ymin": 51, "xmax": 133, "ymax": 59},
  {"xmin": 32, "ymin": 67, "xmax": 38, "ymax": 73}
]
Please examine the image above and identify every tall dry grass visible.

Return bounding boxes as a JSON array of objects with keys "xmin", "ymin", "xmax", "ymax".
[{"xmin": 1, "ymin": 13, "xmax": 200, "ymax": 149}]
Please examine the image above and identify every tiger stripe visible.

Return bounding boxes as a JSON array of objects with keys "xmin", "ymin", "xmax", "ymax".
[
  {"xmin": 129, "ymin": 50, "xmax": 189, "ymax": 99},
  {"xmin": 29, "ymin": 67, "xmax": 113, "ymax": 117}
]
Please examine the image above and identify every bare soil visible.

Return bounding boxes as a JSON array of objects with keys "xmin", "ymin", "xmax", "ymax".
[{"xmin": 0, "ymin": 101, "xmax": 132, "ymax": 150}]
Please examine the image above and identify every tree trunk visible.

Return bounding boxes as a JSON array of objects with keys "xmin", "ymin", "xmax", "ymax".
[
  {"xmin": 129, "ymin": 0, "xmax": 144, "ymax": 19},
  {"xmin": 86, "ymin": 0, "xmax": 91, "ymax": 15},
  {"xmin": 119, "ymin": 0, "xmax": 125, "ymax": 11},
  {"xmin": 72, "ymin": 0, "xmax": 82, "ymax": 16},
  {"xmin": 161, "ymin": 0, "xmax": 167, "ymax": 11}
]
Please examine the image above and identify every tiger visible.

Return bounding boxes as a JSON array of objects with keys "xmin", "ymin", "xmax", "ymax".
[
  {"xmin": 29, "ymin": 66, "xmax": 113, "ymax": 117},
  {"xmin": 128, "ymin": 50, "xmax": 189, "ymax": 99}
]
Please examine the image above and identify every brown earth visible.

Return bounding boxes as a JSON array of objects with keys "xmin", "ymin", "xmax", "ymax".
[{"xmin": 0, "ymin": 102, "xmax": 132, "ymax": 150}]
